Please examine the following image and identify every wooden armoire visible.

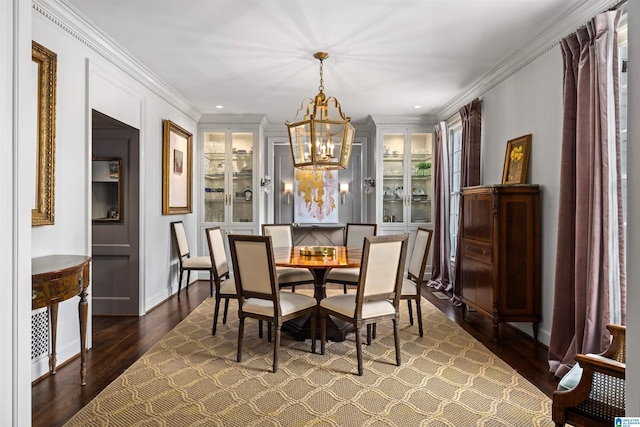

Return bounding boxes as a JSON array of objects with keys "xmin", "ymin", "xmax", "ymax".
[{"xmin": 459, "ymin": 184, "xmax": 541, "ymax": 342}]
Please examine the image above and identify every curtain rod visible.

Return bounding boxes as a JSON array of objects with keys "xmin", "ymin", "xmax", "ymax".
[{"xmin": 563, "ymin": 0, "xmax": 627, "ymax": 39}]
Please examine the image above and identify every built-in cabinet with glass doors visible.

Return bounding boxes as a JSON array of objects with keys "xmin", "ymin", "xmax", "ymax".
[
  {"xmin": 202, "ymin": 130, "xmax": 258, "ymax": 232},
  {"xmin": 377, "ymin": 129, "xmax": 433, "ymax": 238}
]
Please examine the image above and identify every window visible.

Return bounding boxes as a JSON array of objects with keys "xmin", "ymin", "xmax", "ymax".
[{"xmin": 448, "ymin": 117, "xmax": 462, "ymax": 261}]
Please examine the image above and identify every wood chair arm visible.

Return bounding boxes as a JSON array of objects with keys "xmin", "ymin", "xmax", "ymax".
[{"xmin": 575, "ymin": 353, "xmax": 625, "ymax": 378}]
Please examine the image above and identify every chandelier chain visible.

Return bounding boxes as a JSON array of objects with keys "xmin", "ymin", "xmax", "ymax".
[{"xmin": 318, "ymin": 59, "xmax": 324, "ymax": 92}]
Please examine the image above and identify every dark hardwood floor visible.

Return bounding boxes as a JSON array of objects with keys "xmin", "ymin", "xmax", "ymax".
[{"xmin": 32, "ymin": 281, "xmax": 558, "ymax": 427}]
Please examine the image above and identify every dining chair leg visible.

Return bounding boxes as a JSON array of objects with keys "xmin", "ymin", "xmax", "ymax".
[
  {"xmin": 223, "ymin": 298, "xmax": 230, "ymax": 324},
  {"xmin": 393, "ymin": 319, "xmax": 401, "ymax": 367},
  {"xmin": 356, "ymin": 325, "xmax": 364, "ymax": 376},
  {"xmin": 268, "ymin": 323, "xmax": 272, "ymax": 343},
  {"xmin": 259, "ymin": 320, "xmax": 263, "ymax": 338},
  {"xmin": 415, "ymin": 297, "xmax": 424, "ymax": 337},
  {"xmin": 366, "ymin": 324, "xmax": 372, "ymax": 345},
  {"xmin": 407, "ymin": 300, "xmax": 414, "ymax": 325},
  {"xmin": 178, "ymin": 269, "xmax": 184, "ymax": 295},
  {"xmin": 372, "ymin": 323, "xmax": 376, "ymax": 339},
  {"xmin": 273, "ymin": 323, "xmax": 281, "ymax": 373},
  {"xmin": 209, "ymin": 274, "xmax": 214, "ymax": 297},
  {"xmin": 185, "ymin": 271, "xmax": 191, "ymax": 291},
  {"xmin": 212, "ymin": 295, "xmax": 222, "ymax": 335},
  {"xmin": 320, "ymin": 313, "xmax": 327, "ymax": 355},
  {"xmin": 237, "ymin": 316, "xmax": 245, "ymax": 362},
  {"xmin": 343, "ymin": 283, "xmax": 348, "ymax": 294}
]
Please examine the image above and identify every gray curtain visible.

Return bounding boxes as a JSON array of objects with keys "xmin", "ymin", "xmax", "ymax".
[
  {"xmin": 452, "ymin": 99, "xmax": 482, "ymax": 302},
  {"xmin": 548, "ymin": 10, "xmax": 626, "ymax": 378},
  {"xmin": 428, "ymin": 122, "xmax": 452, "ymax": 292}
]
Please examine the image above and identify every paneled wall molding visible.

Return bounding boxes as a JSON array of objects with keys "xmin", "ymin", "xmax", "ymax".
[
  {"xmin": 436, "ymin": 0, "xmax": 621, "ymax": 121},
  {"xmin": 33, "ymin": 0, "xmax": 201, "ymax": 122}
]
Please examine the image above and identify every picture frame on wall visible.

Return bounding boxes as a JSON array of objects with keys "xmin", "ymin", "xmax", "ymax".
[
  {"xmin": 162, "ymin": 120, "xmax": 192, "ymax": 214},
  {"xmin": 501, "ymin": 134, "xmax": 532, "ymax": 185},
  {"xmin": 32, "ymin": 40, "xmax": 57, "ymax": 226}
]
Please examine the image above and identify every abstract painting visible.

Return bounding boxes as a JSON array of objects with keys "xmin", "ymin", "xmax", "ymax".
[{"xmin": 294, "ymin": 170, "xmax": 338, "ymax": 223}]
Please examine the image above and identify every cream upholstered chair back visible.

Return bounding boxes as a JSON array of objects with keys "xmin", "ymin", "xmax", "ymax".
[
  {"xmin": 345, "ymin": 223, "xmax": 377, "ymax": 248},
  {"xmin": 171, "ymin": 221, "xmax": 190, "ymax": 258},
  {"xmin": 205, "ymin": 227, "xmax": 229, "ymax": 278},
  {"xmin": 229, "ymin": 235, "xmax": 278, "ymax": 297},
  {"xmin": 358, "ymin": 234, "xmax": 409, "ymax": 300},
  {"xmin": 262, "ymin": 224, "xmax": 293, "ymax": 248},
  {"xmin": 407, "ymin": 228, "xmax": 434, "ymax": 283}
]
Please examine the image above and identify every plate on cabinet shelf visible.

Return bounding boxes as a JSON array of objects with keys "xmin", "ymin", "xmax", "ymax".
[
  {"xmin": 412, "ymin": 186, "xmax": 425, "ymax": 195},
  {"xmin": 394, "ymin": 187, "xmax": 404, "ymax": 198}
]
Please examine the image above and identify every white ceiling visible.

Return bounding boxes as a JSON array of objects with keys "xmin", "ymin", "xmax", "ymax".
[{"xmin": 61, "ymin": 0, "xmax": 612, "ymax": 124}]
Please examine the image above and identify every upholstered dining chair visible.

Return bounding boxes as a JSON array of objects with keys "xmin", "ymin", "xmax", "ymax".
[
  {"xmin": 400, "ymin": 227, "xmax": 433, "ymax": 337},
  {"xmin": 320, "ymin": 233, "xmax": 409, "ymax": 376},
  {"xmin": 326, "ymin": 223, "xmax": 377, "ymax": 293},
  {"xmin": 228, "ymin": 234, "xmax": 317, "ymax": 373},
  {"xmin": 262, "ymin": 224, "xmax": 314, "ymax": 292},
  {"xmin": 552, "ymin": 324, "xmax": 626, "ymax": 427},
  {"xmin": 205, "ymin": 227, "xmax": 238, "ymax": 335},
  {"xmin": 171, "ymin": 221, "xmax": 212, "ymax": 296}
]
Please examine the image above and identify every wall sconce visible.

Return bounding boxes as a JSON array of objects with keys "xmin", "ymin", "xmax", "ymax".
[
  {"xmin": 340, "ymin": 183, "xmax": 349, "ymax": 204},
  {"xmin": 260, "ymin": 175, "xmax": 272, "ymax": 193},
  {"xmin": 284, "ymin": 182, "xmax": 293, "ymax": 204},
  {"xmin": 363, "ymin": 177, "xmax": 375, "ymax": 195}
]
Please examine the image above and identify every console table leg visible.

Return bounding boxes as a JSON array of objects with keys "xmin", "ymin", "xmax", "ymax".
[
  {"xmin": 79, "ymin": 289, "xmax": 88, "ymax": 386},
  {"xmin": 48, "ymin": 303, "xmax": 59, "ymax": 374}
]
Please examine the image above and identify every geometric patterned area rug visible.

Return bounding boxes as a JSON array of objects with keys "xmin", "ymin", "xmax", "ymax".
[{"xmin": 65, "ymin": 287, "xmax": 554, "ymax": 427}]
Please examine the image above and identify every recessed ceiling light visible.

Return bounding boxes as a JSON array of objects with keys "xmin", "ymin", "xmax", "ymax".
[
  {"xmin": 215, "ymin": 105, "xmax": 224, "ymax": 109},
  {"xmin": 414, "ymin": 105, "xmax": 421, "ymax": 109}
]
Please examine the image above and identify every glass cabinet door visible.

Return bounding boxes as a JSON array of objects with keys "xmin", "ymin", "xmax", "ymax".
[
  {"xmin": 204, "ymin": 132, "xmax": 227, "ymax": 223},
  {"xmin": 230, "ymin": 132, "xmax": 254, "ymax": 223},
  {"xmin": 409, "ymin": 133, "xmax": 432, "ymax": 224},
  {"xmin": 203, "ymin": 131, "xmax": 255, "ymax": 224},
  {"xmin": 382, "ymin": 134, "xmax": 405, "ymax": 223}
]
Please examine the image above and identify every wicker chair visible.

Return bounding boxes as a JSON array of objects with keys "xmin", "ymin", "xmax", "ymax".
[{"xmin": 552, "ymin": 324, "xmax": 626, "ymax": 426}]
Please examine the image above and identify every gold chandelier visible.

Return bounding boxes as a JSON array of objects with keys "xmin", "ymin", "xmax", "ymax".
[{"xmin": 286, "ymin": 52, "xmax": 355, "ymax": 170}]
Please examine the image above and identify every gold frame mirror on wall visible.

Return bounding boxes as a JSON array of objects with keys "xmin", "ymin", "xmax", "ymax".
[{"xmin": 32, "ymin": 41, "xmax": 57, "ymax": 226}]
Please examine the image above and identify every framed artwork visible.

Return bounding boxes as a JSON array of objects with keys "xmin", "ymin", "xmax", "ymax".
[
  {"xmin": 173, "ymin": 149, "xmax": 183, "ymax": 174},
  {"xmin": 32, "ymin": 41, "xmax": 57, "ymax": 226},
  {"xmin": 162, "ymin": 120, "xmax": 192, "ymax": 214},
  {"xmin": 293, "ymin": 170, "xmax": 338, "ymax": 223},
  {"xmin": 501, "ymin": 134, "xmax": 532, "ymax": 184}
]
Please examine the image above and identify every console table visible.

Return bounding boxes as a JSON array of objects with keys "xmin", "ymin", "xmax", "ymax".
[{"xmin": 32, "ymin": 255, "xmax": 91, "ymax": 385}]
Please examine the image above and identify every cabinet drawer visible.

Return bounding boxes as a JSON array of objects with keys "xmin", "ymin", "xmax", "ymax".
[
  {"xmin": 32, "ymin": 271, "xmax": 84, "ymax": 309},
  {"xmin": 462, "ymin": 241, "xmax": 492, "ymax": 264}
]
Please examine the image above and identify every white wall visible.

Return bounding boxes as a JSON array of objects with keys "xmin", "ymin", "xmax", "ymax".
[
  {"xmin": 481, "ymin": 47, "xmax": 563, "ymax": 345},
  {"xmin": 4, "ymin": 0, "xmax": 35, "ymax": 424},
  {"xmin": 29, "ymin": 1, "xmax": 200, "ymax": 381}
]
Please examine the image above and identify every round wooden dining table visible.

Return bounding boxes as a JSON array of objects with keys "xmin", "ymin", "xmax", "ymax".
[{"xmin": 273, "ymin": 245, "xmax": 362, "ymax": 341}]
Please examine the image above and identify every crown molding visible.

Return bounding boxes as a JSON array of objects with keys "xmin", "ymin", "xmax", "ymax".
[
  {"xmin": 34, "ymin": 0, "xmax": 201, "ymax": 122},
  {"xmin": 369, "ymin": 115, "xmax": 436, "ymax": 128},
  {"xmin": 198, "ymin": 113, "xmax": 268, "ymax": 127},
  {"xmin": 435, "ymin": 0, "xmax": 622, "ymax": 121}
]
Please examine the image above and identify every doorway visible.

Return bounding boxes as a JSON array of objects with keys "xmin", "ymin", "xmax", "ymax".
[{"xmin": 91, "ymin": 110, "xmax": 140, "ymax": 315}]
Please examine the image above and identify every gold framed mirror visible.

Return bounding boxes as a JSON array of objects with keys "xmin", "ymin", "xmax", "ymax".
[{"xmin": 32, "ymin": 41, "xmax": 56, "ymax": 226}]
